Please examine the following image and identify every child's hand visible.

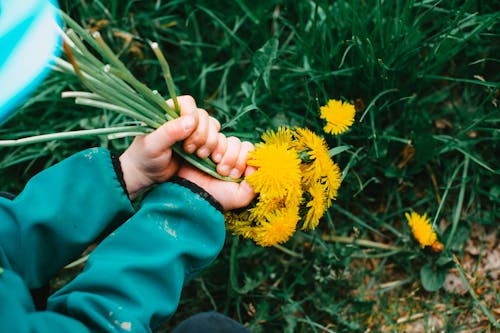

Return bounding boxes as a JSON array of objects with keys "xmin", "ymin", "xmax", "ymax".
[
  {"xmin": 177, "ymin": 137, "xmax": 256, "ymax": 211},
  {"xmin": 119, "ymin": 95, "xmax": 221, "ymax": 200}
]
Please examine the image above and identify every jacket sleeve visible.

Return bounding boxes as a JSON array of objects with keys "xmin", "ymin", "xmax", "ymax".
[
  {"xmin": 47, "ymin": 180, "xmax": 226, "ymax": 333},
  {"xmin": 0, "ymin": 268, "xmax": 91, "ymax": 333},
  {"xmin": 0, "ymin": 148, "xmax": 135, "ymax": 289}
]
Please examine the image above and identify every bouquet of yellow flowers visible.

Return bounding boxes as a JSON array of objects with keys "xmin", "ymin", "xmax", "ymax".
[
  {"xmin": 227, "ymin": 127, "xmax": 342, "ymax": 246},
  {"xmin": 226, "ymin": 100, "xmax": 356, "ymax": 246}
]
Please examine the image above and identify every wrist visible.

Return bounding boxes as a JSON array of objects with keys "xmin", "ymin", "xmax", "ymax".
[{"xmin": 118, "ymin": 152, "xmax": 153, "ymax": 200}]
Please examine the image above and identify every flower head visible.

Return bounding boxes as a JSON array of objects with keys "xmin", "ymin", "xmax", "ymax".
[
  {"xmin": 323, "ymin": 162, "xmax": 342, "ymax": 205},
  {"xmin": 405, "ymin": 211, "xmax": 438, "ymax": 248},
  {"xmin": 261, "ymin": 126, "xmax": 293, "ymax": 146},
  {"xmin": 293, "ymin": 127, "xmax": 342, "ymax": 205},
  {"xmin": 320, "ymin": 99, "xmax": 355, "ymax": 135},
  {"xmin": 252, "ymin": 207, "xmax": 299, "ymax": 247},
  {"xmin": 246, "ymin": 140, "xmax": 302, "ymax": 199},
  {"xmin": 302, "ymin": 181, "xmax": 328, "ymax": 230},
  {"xmin": 225, "ymin": 211, "xmax": 256, "ymax": 240}
]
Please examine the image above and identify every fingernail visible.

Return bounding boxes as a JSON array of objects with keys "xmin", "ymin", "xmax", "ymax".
[
  {"xmin": 186, "ymin": 144, "xmax": 196, "ymax": 153},
  {"xmin": 182, "ymin": 116, "xmax": 195, "ymax": 130},
  {"xmin": 213, "ymin": 153, "xmax": 222, "ymax": 163},
  {"xmin": 229, "ymin": 168, "xmax": 240, "ymax": 179},
  {"xmin": 219, "ymin": 165, "xmax": 229, "ymax": 175},
  {"xmin": 198, "ymin": 148, "xmax": 209, "ymax": 158}
]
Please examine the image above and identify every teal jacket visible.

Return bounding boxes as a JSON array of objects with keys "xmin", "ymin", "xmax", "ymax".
[{"xmin": 0, "ymin": 148, "xmax": 226, "ymax": 332}]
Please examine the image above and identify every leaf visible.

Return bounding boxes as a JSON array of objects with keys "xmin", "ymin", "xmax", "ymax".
[
  {"xmin": 329, "ymin": 145, "xmax": 352, "ymax": 157},
  {"xmin": 435, "ymin": 255, "xmax": 453, "ymax": 267},
  {"xmin": 252, "ymin": 37, "xmax": 279, "ymax": 89},
  {"xmin": 420, "ymin": 263, "xmax": 447, "ymax": 291}
]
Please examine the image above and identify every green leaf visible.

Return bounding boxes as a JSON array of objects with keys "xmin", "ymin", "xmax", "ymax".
[
  {"xmin": 329, "ymin": 145, "xmax": 352, "ymax": 157},
  {"xmin": 252, "ymin": 37, "xmax": 279, "ymax": 89},
  {"xmin": 435, "ymin": 255, "xmax": 453, "ymax": 267},
  {"xmin": 420, "ymin": 263, "xmax": 447, "ymax": 291}
]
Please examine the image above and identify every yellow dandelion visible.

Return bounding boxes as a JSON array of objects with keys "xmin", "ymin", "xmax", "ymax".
[
  {"xmin": 302, "ymin": 181, "xmax": 328, "ymax": 230},
  {"xmin": 246, "ymin": 142, "xmax": 302, "ymax": 199},
  {"xmin": 323, "ymin": 162, "xmax": 342, "ymax": 205},
  {"xmin": 405, "ymin": 211, "xmax": 438, "ymax": 248},
  {"xmin": 250, "ymin": 189, "xmax": 303, "ymax": 221},
  {"xmin": 320, "ymin": 99, "xmax": 355, "ymax": 135},
  {"xmin": 293, "ymin": 127, "xmax": 334, "ymax": 182},
  {"xmin": 292, "ymin": 128, "xmax": 342, "ymax": 204},
  {"xmin": 252, "ymin": 208, "xmax": 299, "ymax": 247},
  {"xmin": 261, "ymin": 126, "xmax": 293, "ymax": 145},
  {"xmin": 225, "ymin": 211, "xmax": 256, "ymax": 240},
  {"xmin": 250, "ymin": 195, "xmax": 285, "ymax": 221}
]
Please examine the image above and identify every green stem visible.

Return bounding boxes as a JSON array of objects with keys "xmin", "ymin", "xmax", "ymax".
[
  {"xmin": 323, "ymin": 235, "xmax": 401, "ymax": 251},
  {"xmin": 109, "ymin": 67, "xmax": 178, "ymax": 120},
  {"xmin": 86, "ymin": 31, "xmax": 177, "ymax": 119},
  {"xmin": 172, "ymin": 144, "xmax": 238, "ymax": 182},
  {"xmin": 75, "ymin": 98, "xmax": 161, "ymax": 128},
  {"xmin": 0, "ymin": 126, "xmax": 151, "ymax": 147},
  {"xmin": 59, "ymin": 11, "xmax": 109, "ymax": 62},
  {"xmin": 431, "ymin": 160, "xmax": 464, "ymax": 229},
  {"xmin": 445, "ymin": 157, "xmax": 469, "ymax": 249},
  {"xmin": 272, "ymin": 244, "xmax": 303, "ymax": 258},
  {"xmin": 150, "ymin": 42, "xmax": 180, "ymax": 114}
]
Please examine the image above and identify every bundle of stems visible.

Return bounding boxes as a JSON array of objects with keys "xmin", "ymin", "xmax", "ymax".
[{"xmin": 0, "ymin": 11, "xmax": 232, "ymax": 181}]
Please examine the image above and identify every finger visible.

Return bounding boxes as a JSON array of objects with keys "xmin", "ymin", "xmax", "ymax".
[
  {"xmin": 143, "ymin": 115, "xmax": 196, "ymax": 152},
  {"xmin": 229, "ymin": 141, "xmax": 254, "ymax": 179},
  {"xmin": 196, "ymin": 117, "xmax": 220, "ymax": 159},
  {"xmin": 223, "ymin": 176, "xmax": 256, "ymax": 211},
  {"xmin": 234, "ymin": 179, "xmax": 256, "ymax": 208},
  {"xmin": 210, "ymin": 116, "xmax": 221, "ymax": 132},
  {"xmin": 183, "ymin": 108, "xmax": 209, "ymax": 154},
  {"xmin": 211, "ymin": 133, "xmax": 227, "ymax": 163},
  {"xmin": 167, "ymin": 95, "xmax": 199, "ymax": 128},
  {"xmin": 217, "ymin": 136, "xmax": 241, "ymax": 177}
]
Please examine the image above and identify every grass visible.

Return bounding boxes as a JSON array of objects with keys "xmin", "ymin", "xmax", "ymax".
[{"xmin": 1, "ymin": 0, "xmax": 499, "ymax": 332}]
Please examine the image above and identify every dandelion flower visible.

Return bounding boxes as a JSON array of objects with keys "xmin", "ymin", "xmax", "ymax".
[
  {"xmin": 225, "ymin": 211, "xmax": 256, "ymax": 240},
  {"xmin": 302, "ymin": 181, "xmax": 328, "ymax": 230},
  {"xmin": 405, "ymin": 211, "xmax": 437, "ymax": 248},
  {"xmin": 320, "ymin": 99, "xmax": 355, "ymax": 135},
  {"xmin": 250, "ymin": 195, "xmax": 286, "ymax": 221},
  {"xmin": 261, "ymin": 126, "xmax": 293, "ymax": 146},
  {"xmin": 323, "ymin": 162, "xmax": 342, "ymax": 205},
  {"xmin": 253, "ymin": 208, "xmax": 299, "ymax": 247},
  {"xmin": 246, "ymin": 141, "xmax": 302, "ymax": 199},
  {"xmin": 294, "ymin": 127, "xmax": 336, "ymax": 181}
]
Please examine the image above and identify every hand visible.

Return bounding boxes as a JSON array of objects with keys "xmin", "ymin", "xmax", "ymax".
[
  {"xmin": 119, "ymin": 96, "xmax": 221, "ymax": 200},
  {"xmin": 178, "ymin": 137, "xmax": 256, "ymax": 211}
]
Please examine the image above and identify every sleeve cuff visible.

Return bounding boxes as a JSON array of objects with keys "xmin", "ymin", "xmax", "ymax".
[
  {"xmin": 110, "ymin": 152, "xmax": 130, "ymax": 200},
  {"xmin": 170, "ymin": 177, "xmax": 223, "ymax": 213}
]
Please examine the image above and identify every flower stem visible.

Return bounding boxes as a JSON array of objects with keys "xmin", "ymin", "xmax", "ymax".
[
  {"xmin": 0, "ymin": 126, "xmax": 151, "ymax": 147},
  {"xmin": 272, "ymin": 244, "xmax": 303, "ymax": 258},
  {"xmin": 323, "ymin": 235, "xmax": 401, "ymax": 251},
  {"xmin": 150, "ymin": 41, "xmax": 180, "ymax": 114}
]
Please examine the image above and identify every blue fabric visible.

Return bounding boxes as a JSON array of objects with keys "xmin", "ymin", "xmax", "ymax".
[
  {"xmin": 0, "ymin": 0, "xmax": 61, "ymax": 124},
  {"xmin": 0, "ymin": 148, "xmax": 226, "ymax": 331}
]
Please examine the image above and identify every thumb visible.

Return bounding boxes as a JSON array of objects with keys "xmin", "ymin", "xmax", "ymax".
[{"xmin": 144, "ymin": 115, "xmax": 196, "ymax": 151}]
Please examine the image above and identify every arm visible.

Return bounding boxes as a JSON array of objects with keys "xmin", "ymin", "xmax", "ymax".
[
  {"xmin": 45, "ymin": 127, "xmax": 255, "ymax": 332},
  {"xmin": 46, "ymin": 180, "xmax": 225, "ymax": 333},
  {"xmin": 0, "ymin": 268, "xmax": 91, "ymax": 333},
  {"xmin": 0, "ymin": 96, "xmax": 220, "ymax": 289},
  {"xmin": 0, "ymin": 148, "xmax": 135, "ymax": 289}
]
